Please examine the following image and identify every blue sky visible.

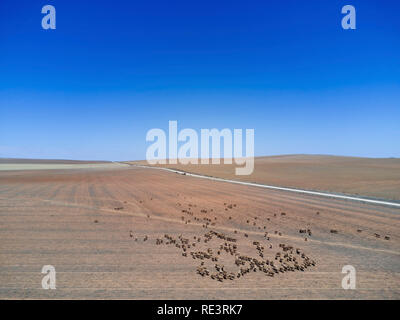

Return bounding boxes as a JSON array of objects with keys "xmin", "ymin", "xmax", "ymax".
[{"xmin": 0, "ymin": 0, "xmax": 399, "ymax": 160}]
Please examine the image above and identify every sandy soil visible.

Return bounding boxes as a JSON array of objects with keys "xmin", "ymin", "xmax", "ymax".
[
  {"xmin": 0, "ymin": 161, "xmax": 128, "ymax": 171},
  {"xmin": 0, "ymin": 159, "xmax": 111, "ymax": 164},
  {"xmin": 0, "ymin": 165, "xmax": 399, "ymax": 299},
  {"xmin": 131, "ymin": 155, "xmax": 400, "ymax": 201}
]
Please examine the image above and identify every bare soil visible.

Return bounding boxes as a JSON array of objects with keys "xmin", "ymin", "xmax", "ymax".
[
  {"xmin": 131, "ymin": 155, "xmax": 400, "ymax": 201},
  {"xmin": 0, "ymin": 165, "xmax": 399, "ymax": 299}
]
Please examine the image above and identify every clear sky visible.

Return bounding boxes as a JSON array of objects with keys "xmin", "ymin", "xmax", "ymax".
[{"xmin": 0, "ymin": 0, "xmax": 399, "ymax": 160}]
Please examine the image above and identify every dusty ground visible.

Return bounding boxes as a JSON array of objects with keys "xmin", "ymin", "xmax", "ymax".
[
  {"xmin": 0, "ymin": 164, "xmax": 399, "ymax": 299},
  {"xmin": 131, "ymin": 155, "xmax": 400, "ymax": 201},
  {"xmin": 0, "ymin": 159, "xmax": 120, "ymax": 171},
  {"xmin": 0, "ymin": 159, "xmax": 111, "ymax": 164}
]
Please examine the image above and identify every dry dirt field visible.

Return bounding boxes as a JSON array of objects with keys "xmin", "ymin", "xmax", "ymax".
[
  {"xmin": 0, "ymin": 163, "xmax": 399, "ymax": 299},
  {"xmin": 0, "ymin": 159, "xmax": 116, "ymax": 171},
  {"xmin": 131, "ymin": 155, "xmax": 400, "ymax": 201}
]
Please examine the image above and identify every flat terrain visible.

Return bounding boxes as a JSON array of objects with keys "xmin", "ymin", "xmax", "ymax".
[
  {"xmin": 131, "ymin": 155, "xmax": 400, "ymax": 201},
  {"xmin": 0, "ymin": 159, "xmax": 118, "ymax": 171},
  {"xmin": 0, "ymin": 164, "xmax": 399, "ymax": 299},
  {"xmin": 0, "ymin": 158, "xmax": 110, "ymax": 164}
]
